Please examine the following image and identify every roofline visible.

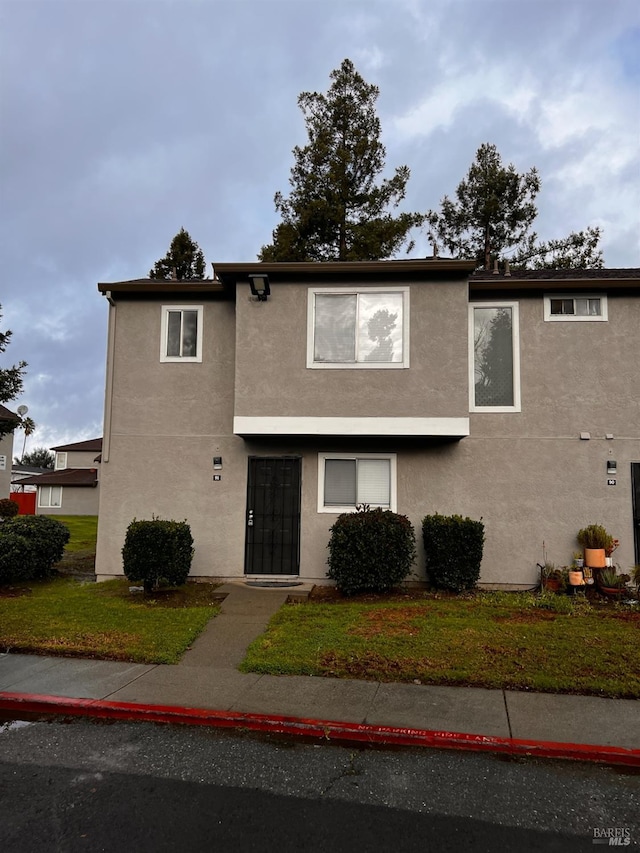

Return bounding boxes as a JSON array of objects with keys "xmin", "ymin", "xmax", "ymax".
[
  {"xmin": 213, "ymin": 259, "xmax": 478, "ymax": 284},
  {"xmin": 98, "ymin": 281, "xmax": 226, "ymax": 296},
  {"xmin": 470, "ymin": 277, "xmax": 640, "ymax": 292}
]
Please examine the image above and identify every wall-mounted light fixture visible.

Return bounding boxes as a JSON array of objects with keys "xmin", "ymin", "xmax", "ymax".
[
  {"xmin": 213, "ymin": 456, "xmax": 222, "ymax": 470},
  {"xmin": 607, "ymin": 459, "xmax": 617, "ymax": 475},
  {"xmin": 248, "ymin": 274, "xmax": 270, "ymax": 301}
]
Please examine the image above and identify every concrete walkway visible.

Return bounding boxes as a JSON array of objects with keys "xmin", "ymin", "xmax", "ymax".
[{"xmin": 1, "ymin": 582, "xmax": 638, "ymax": 765}]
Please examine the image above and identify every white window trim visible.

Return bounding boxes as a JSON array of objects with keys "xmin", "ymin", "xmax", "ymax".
[
  {"xmin": 317, "ymin": 452, "xmax": 397, "ymax": 513},
  {"xmin": 469, "ymin": 301, "xmax": 521, "ymax": 413},
  {"xmin": 55, "ymin": 452, "xmax": 67, "ymax": 470},
  {"xmin": 160, "ymin": 305, "xmax": 203, "ymax": 363},
  {"xmin": 306, "ymin": 287, "xmax": 410, "ymax": 369},
  {"xmin": 39, "ymin": 485, "xmax": 62, "ymax": 508},
  {"xmin": 543, "ymin": 293, "xmax": 608, "ymax": 322}
]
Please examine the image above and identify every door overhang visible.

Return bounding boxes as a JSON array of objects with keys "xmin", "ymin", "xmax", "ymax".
[{"xmin": 234, "ymin": 416, "xmax": 469, "ymax": 439}]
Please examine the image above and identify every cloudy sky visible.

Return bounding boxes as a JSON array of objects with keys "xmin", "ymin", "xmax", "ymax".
[{"xmin": 1, "ymin": 0, "xmax": 639, "ymax": 455}]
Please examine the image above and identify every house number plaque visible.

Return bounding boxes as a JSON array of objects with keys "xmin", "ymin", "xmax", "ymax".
[{"xmin": 607, "ymin": 479, "xmax": 616, "ymax": 486}]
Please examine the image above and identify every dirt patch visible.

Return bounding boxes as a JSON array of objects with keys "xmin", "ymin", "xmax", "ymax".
[
  {"xmin": 492, "ymin": 611, "xmax": 557, "ymax": 623},
  {"xmin": 309, "ymin": 585, "xmax": 431, "ymax": 604},
  {"xmin": 319, "ymin": 650, "xmax": 416, "ymax": 679},
  {"xmin": 95, "ymin": 582, "xmax": 226, "ymax": 608},
  {"xmin": 0, "ymin": 585, "xmax": 32, "ymax": 598},
  {"xmin": 348, "ymin": 605, "xmax": 426, "ymax": 638}
]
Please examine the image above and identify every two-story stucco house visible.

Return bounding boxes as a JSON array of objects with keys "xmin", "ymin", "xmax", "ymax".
[
  {"xmin": 94, "ymin": 261, "xmax": 640, "ymax": 587},
  {"xmin": 19, "ymin": 438, "xmax": 102, "ymax": 515}
]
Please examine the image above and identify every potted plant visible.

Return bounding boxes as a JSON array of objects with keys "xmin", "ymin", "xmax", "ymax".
[
  {"xmin": 596, "ymin": 568, "xmax": 630, "ymax": 598},
  {"xmin": 577, "ymin": 524, "xmax": 614, "ymax": 569},
  {"xmin": 572, "ymin": 551, "xmax": 584, "ymax": 569},
  {"xmin": 539, "ymin": 562, "xmax": 564, "ymax": 593},
  {"xmin": 604, "ymin": 538, "xmax": 620, "ymax": 567}
]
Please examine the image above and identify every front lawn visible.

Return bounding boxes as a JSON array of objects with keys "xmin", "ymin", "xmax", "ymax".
[
  {"xmin": 241, "ymin": 592, "xmax": 640, "ymax": 699},
  {"xmin": 0, "ymin": 577, "xmax": 221, "ymax": 664},
  {"xmin": 50, "ymin": 515, "xmax": 98, "ymax": 553}
]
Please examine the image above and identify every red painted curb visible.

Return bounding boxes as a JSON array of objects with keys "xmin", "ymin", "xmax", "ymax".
[{"xmin": 1, "ymin": 691, "xmax": 638, "ymax": 767}]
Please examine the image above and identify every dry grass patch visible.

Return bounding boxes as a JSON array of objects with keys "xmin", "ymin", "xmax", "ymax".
[
  {"xmin": 0, "ymin": 577, "xmax": 221, "ymax": 664},
  {"xmin": 241, "ymin": 591, "xmax": 640, "ymax": 698}
]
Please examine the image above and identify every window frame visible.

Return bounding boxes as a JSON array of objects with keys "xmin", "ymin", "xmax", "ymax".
[
  {"xmin": 469, "ymin": 301, "xmax": 521, "ymax": 413},
  {"xmin": 55, "ymin": 452, "xmax": 67, "ymax": 470},
  {"xmin": 39, "ymin": 485, "xmax": 62, "ymax": 508},
  {"xmin": 306, "ymin": 287, "xmax": 410, "ymax": 369},
  {"xmin": 543, "ymin": 293, "xmax": 607, "ymax": 322},
  {"xmin": 160, "ymin": 305, "xmax": 203, "ymax": 363},
  {"xmin": 317, "ymin": 452, "xmax": 397, "ymax": 513}
]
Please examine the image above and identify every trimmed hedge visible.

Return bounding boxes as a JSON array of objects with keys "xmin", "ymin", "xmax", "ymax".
[
  {"xmin": 422, "ymin": 513, "xmax": 485, "ymax": 592},
  {"xmin": 327, "ymin": 507, "xmax": 416, "ymax": 596},
  {"xmin": 0, "ymin": 498, "xmax": 19, "ymax": 519},
  {"xmin": 122, "ymin": 518, "xmax": 194, "ymax": 592},
  {"xmin": 0, "ymin": 515, "xmax": 70, "ymax": 583}
]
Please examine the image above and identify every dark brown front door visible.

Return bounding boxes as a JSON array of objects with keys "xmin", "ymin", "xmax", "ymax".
[{"xmin": 244, "ymin": 457, "xmax": 301, "ymax": 575}]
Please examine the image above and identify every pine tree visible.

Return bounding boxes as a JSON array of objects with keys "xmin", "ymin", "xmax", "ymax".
[
  {"xmin": 0, "ymin": 305, "xmax": 27, "ymax": 440},
  {"xmin": 427, "ymin": 143, "xmax": 603, "ymax": 270},
  {"xmin": 259, "ymin": 59, "xmax": 423, "ymax": 262},
  {"xmin": 149, "ymin": 227, "xmax": 206, "ymax": 280}
]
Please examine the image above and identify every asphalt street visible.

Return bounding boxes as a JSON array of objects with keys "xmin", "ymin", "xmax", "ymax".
[{"xmin": 0, "ymin": 717, "xmax": 638, "ymax": 852}]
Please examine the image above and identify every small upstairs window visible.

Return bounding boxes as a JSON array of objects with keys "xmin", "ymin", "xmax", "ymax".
[
  {"xmin": 160, "ymin": 306, "xmax": 203, "ymax": 362},
  {"xmin": 544, "ymin": 294, "xmax": 607, "ymax": 322},
  {"xmin": 55, "ymin": 452, "xmax": 67, "ymax": 469}
]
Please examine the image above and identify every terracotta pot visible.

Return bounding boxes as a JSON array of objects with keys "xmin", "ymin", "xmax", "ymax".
[
  {"xmin": 543, "ymin": 578, "xmax": 561, "ymax": 592},
  {"xmin": 584, "ymin": 548, "xmax": 606, "ymax": 568},
  {"xmin": 569, "ymin": 570, "xmax": 585, "ymax": 586}
]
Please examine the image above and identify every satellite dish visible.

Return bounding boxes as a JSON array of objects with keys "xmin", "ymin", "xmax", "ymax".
[{"xmin": 17, "ymin": 405, "xmax": 28, "ymax": 416}]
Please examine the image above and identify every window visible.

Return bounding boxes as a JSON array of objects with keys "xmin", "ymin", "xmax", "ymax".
[
  {"xmin": 318, "ymin": 453, "xmax": 396, "ymax": 512},
  {"xmin": 55, "ymin": 452, "xmax": 67, "ymax": 469},
  {"xmin": 544, "ymin": 294, "xmax": 607, "ymax": 322},
  {"xmin": 160, "ymin": 305, "xmax": 203, "ymax": 362},
  {"xmin": 39, "ymin": 486, "xmax": 62, "ymax": 508},
  {"xmin": 307, "ymin": 288, "xmax": 409, "ymax": 368},
  {"xmin": 469, "ymin": 302, "xmax": 521, "ymax": 412}
]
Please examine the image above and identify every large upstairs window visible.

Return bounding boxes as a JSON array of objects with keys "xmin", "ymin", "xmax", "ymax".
[
  {"xmin": 307, "ymin": 288, "xmax": 409, "ymax": 368},
  {"xmin": 470, "ymin": 302, "xmax": 521, "ymax": 412}
]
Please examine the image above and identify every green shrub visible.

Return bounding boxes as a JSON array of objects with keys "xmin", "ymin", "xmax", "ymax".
[
  {"xmin": 122, "ymin": 518, "xmax": 194, "ymax": 592},
  {"xmin": 7, "ymin": 515, "xmax": 70, "ymax": 578},
  {"xmin": 0, "ymin": 498, "xmax": 19, "ymax": 519},
  {"xmin": 0, "ymin": 531, "xmax": 38, "ymax": 584},
  {"xmin": 327, "ymin": 507, "xmax": 416, "ymax": 596},
  {"xmin": 422, "ymin": 513, "xmax": 485, "ymax": 592}
]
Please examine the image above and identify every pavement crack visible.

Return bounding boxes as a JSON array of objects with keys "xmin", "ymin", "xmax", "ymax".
[
  {"xmin": 319, "ymin": 751, "xmax": 363, "ymax": 797},
  {"xmin": 502, "ymin": 689, "xmax": 513, "ymax": 739}
]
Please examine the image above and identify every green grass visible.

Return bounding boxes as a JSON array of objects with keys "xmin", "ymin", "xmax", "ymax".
[
  {"xmin": 0, "ymin": 577, "xmax": 220, "ymax": 664},
  {"xmin": 50, "ymin": 515, "xmax": 98, "ymax": 553},
  {"xmin": 240, "ymin": 592, "xmax": 640, "ymax": 699}
]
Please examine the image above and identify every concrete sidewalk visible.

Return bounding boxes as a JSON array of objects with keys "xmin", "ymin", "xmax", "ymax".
[{"xmin": 1, "ymin": 582, "xmax": 638, "ymax": 766}]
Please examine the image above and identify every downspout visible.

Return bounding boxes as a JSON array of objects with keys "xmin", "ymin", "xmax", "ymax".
[{"xmin": 101, "ymin": 292, "xmax": 116, "ymax": 463}]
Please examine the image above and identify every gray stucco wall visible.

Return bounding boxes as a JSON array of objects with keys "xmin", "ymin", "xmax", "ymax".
[
  {"xmin": 95, "ymin": 285, "xmax": 640, "ymax": 586},
  {"xmin": 0, "ymin": 432, "xmax": 14, "ymax": 499}
]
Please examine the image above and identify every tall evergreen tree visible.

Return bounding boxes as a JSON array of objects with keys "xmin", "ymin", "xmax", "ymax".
[
  {"xmin": 0, "ymin": 305, "xmax": 27, "ymax": 440},
  {"xmin": 259, "ymin": 59, "xmax": 423, "ymax": 262},
  {"xmin": 427, "ymin": 143, "xmax": 603, "ymax": 270},
  {"xmin": 149, "ymin": 227, "xmax": 206, "ymax": 280}
]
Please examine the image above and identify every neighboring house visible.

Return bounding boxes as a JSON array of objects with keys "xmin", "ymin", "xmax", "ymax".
[
  {"xmin": 94, "ymin": 262, "xmax": 640, "ymax": 586},
  {"xmin": 11, "ymin": 463, "xmax": 52, "ymax": 492},
  {"xmin": 0, "ymin": 404, "xmax": 18, "ymax": 499},
  {"xmin": 19, "ymin": 438, "xmax": 102, "ymax": 515}
]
